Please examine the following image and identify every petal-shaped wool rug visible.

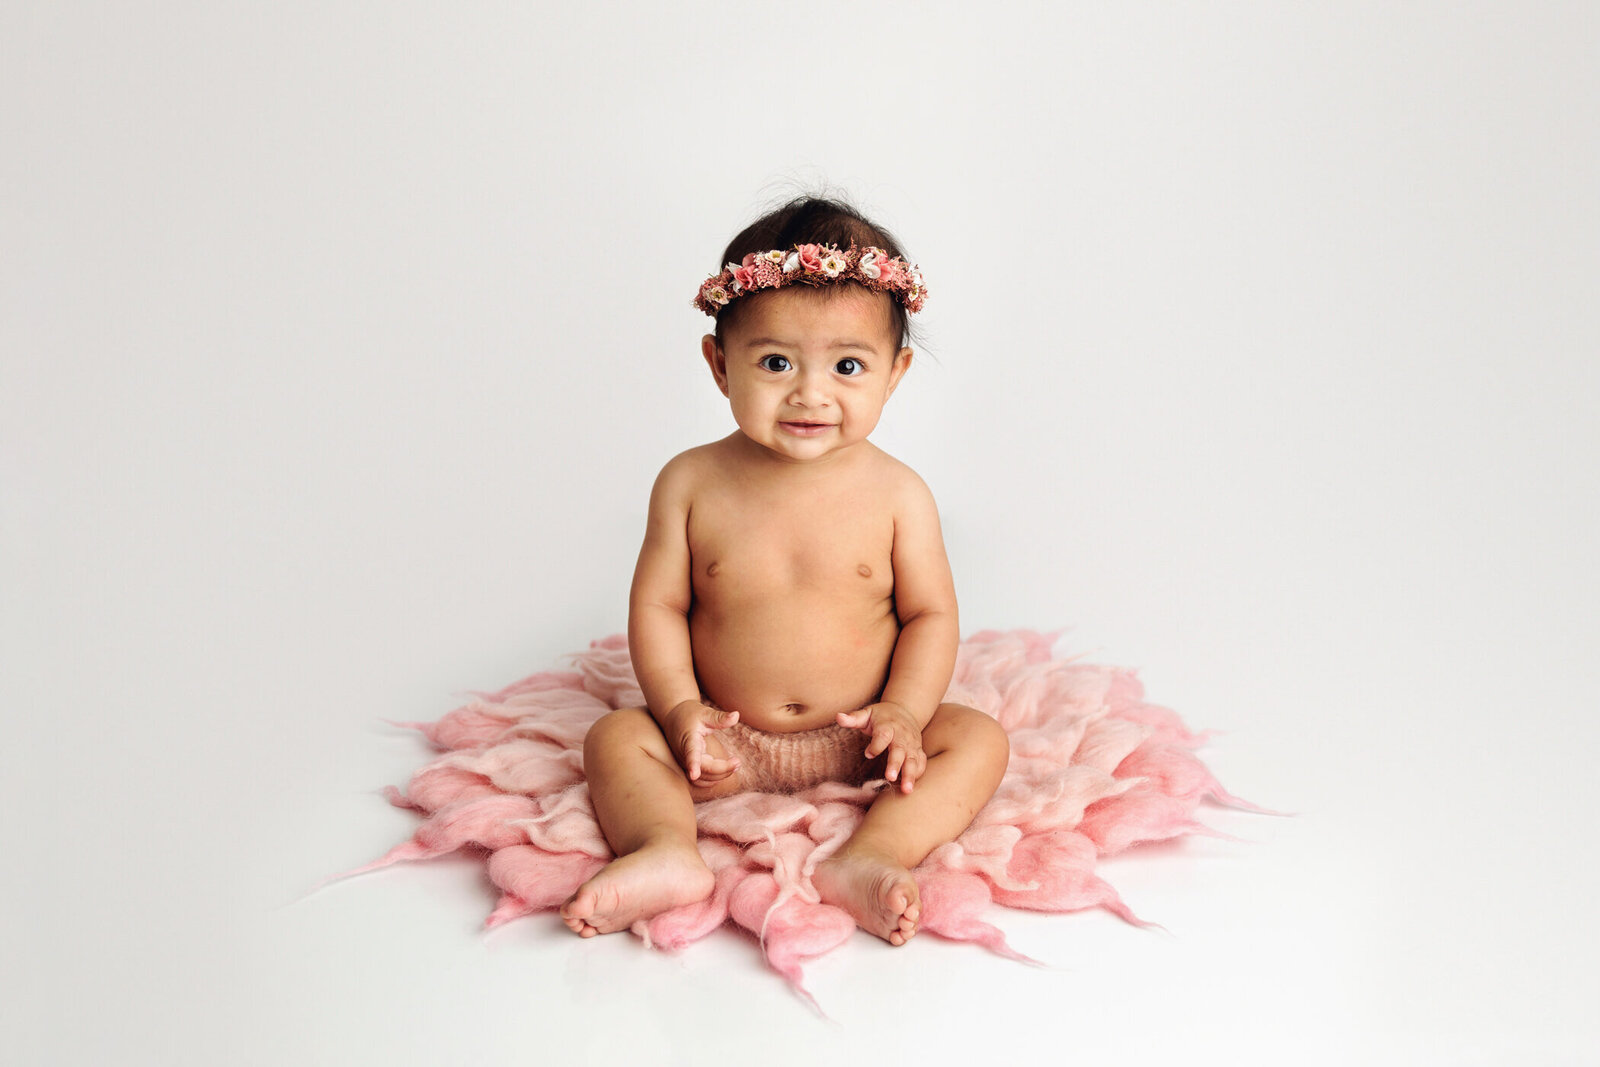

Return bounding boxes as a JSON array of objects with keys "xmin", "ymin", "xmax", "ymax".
[{"xmin": 343, "ymin": 630, "xmax": 1257, "ymax": 1005}]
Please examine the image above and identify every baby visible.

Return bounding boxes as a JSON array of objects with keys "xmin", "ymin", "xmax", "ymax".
[{"xmin": 561, "ymin": 197, "xmax": 1009, "ymax": 946}]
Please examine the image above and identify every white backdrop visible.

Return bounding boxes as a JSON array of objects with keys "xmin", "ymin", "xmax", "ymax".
[{"xmin": 4, "ymin": 4, "xmax": 1596, "ymax": 1064}]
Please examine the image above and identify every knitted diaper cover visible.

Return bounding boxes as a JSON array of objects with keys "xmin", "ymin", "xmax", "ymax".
[{"xmin": 716, "ymin": 721, "xmax": 883, "ymax": 793}]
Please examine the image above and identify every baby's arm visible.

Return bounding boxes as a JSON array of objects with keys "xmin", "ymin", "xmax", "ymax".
[
  {"xmin": 627, "ymin": 456, "xmax": 740, "ymax": 782},
  {"xmin": 881, "ymin": 471, "xmax": 960, "ymax": 721},
  {"xmin": 628, "ymin": 458, "xmax": 700, "ymax": 714},
  {"xmin": 838, "ymin": 470, "xmax": 959, "ymax": 792}
]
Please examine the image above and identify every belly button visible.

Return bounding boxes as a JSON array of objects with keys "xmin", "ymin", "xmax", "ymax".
[
  {"xmin": 707, "ymin": 561, "xmax": 720, "ymax": 577},
  {"xmin": 857, "ymin": 564, "xmax": 872, "ymax": 578}
]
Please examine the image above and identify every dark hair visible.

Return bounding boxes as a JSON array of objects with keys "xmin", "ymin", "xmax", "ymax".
[{"xmin": 712, "ymin": 195, "xmax": 915, "ymax": 349}]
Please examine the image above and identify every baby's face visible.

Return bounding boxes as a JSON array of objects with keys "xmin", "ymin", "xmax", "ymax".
[{"xmin": 702, "ymin": 286, "xmax": 913, "ymax": 465}]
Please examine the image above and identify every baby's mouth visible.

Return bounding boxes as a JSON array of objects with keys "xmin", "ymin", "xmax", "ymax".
[{"xmin": 780, "ymin": 421, "xmax": 833, "ymax": 436}]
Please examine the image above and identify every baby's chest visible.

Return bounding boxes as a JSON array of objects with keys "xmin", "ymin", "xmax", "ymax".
[{"xmin": 689, "ymin": 498, "xmax": 895, "ymax": 596}]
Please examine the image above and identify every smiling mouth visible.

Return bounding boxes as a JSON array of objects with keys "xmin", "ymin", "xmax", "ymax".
[{"xmin": 780, "ymin": 421, "xmax": 834, "ymax": 436}]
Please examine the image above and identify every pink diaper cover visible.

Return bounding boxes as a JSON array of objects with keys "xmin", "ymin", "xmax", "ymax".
[{"xmin": 715, "ymin": 721, "xmax": 883, "ymax": 793}]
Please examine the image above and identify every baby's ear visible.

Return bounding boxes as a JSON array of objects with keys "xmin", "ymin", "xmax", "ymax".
[
  {"xmin": 886, "ymin": 346, "xmax": 914, "ymax": 397},
  {"xmin": 701, "ymin": 334, "xmax": 730, "ymax": 397}
]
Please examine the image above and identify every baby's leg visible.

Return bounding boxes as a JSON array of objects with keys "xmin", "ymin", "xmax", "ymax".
[
  {"xmin": 560, "ymin": 707, "xmax": 728, "ymax": 936},
  {"xmin": 814, "ymin": 703, "xmax": 1009, "ymax": 945}
]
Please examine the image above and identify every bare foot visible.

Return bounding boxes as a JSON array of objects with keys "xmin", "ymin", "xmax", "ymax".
[
  {"xmin": 813, "ymin": 848, "xmax": 920, "ymax": 946},
  {"xmin": 560, "ymin": 843, "xmax": 714, "ymax": 937}
]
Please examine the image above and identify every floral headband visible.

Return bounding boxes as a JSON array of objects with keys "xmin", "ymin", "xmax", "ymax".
[{"xmin": 693, "ymin": 243, "xmax": 928, "ymax": 316}]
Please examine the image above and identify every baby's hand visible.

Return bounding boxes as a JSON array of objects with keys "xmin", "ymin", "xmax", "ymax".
[
  {"xmin": 662, "ymin": 700, "xmax": 742, "ymax": 784},
  {"xmin": 838, "ymin": 702, "xmax": 927, "ymax": 794}
]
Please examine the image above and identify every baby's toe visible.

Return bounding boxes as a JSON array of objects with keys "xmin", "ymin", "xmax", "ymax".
[
  {"xmin": 888, "ymin": 882, "xmax": 919, "ymax": 944},
  {"xmin": 560, "ymin": 889, "xmax": 601, "ymax": 936},
  {"xmin": 893, "ymin": 882, "xmax": 919, "ymax": 917}
]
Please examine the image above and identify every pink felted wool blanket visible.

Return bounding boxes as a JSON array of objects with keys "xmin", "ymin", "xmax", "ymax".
[{"xmin": 346, "ymin": 630, "xmax": 1251, "ymax": 999}]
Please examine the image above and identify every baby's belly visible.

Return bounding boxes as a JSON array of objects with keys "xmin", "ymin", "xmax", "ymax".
[{"xmin": 690, "ymin": 597, "xmax": 899, "ymax": 732}]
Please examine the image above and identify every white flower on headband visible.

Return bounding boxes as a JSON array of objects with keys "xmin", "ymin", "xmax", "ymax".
[
  {"xmin": 820, "ymin": 252, "xmax": 846, "ymax": 277},
  {"xmin": 859, "ymin": 251, "xmax": 882, "ymax": 279},
  {"xmin": 764, "ymin": 250, "xmax": 786, "ymax": 264},
  {"xmin": 782, "ymin": 252, "xmax": 800, "ymax": 273},
  {"xmin": 704, "ymin": 285, "xmax": 731, "ymax": 307}
]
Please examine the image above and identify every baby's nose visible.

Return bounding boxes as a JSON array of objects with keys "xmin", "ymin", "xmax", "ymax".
[{"xmin": 789, "ymin": 369, "xmax": 830, "ymax": 405}]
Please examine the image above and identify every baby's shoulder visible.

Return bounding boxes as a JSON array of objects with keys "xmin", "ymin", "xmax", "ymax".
[
  {"xmin": 870, "ymin": 444, "xmax": 934, "ymax": 489},
  {"xmin": 651, "ymin": 446, "xmax": 708, "ymax": 495},
  {"xmin": 648, "ymin": 441, "xmax": 729, "ymax": 505},
  {"xmin": 863, "ymin": 445, "xmax": 936, "ymax": 505}
]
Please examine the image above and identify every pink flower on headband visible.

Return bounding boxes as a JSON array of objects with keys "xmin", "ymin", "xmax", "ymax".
[
  {"xmin": 692, "ymin": 242, "xmax": 928, "ymax": 316},
  {"xmin": 729, "ymin": 259, "xmax": 757, "ymax": 291}
]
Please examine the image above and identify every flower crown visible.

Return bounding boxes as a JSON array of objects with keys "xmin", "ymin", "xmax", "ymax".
[{"xmin": 693, "ymin": 243, "xmax": 928, "ymax": 317}]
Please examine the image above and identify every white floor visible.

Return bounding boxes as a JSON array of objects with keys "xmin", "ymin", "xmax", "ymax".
[{"xmin": 4, "ymin": 5, "xmax": 1597, "ymax": 1065}]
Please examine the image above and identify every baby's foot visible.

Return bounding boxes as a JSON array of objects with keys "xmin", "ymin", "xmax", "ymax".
[
  {"xmin": 560, "ymin": 843, "xmax": 714, "ymax": 937},
  {"xmin": 813, "ymin": 847, "xmax": 920, "ymax": 946}
]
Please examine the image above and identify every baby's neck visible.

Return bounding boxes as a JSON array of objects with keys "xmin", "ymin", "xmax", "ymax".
[{"xmin": 723, "ymin": 430, "xmax": 878, "ymax": 475}]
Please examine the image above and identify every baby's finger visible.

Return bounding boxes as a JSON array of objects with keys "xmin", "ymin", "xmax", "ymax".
[
  {"xmin": 884, "ymin": 743, "xmax": 906, "ymax": 784},
  {"xmin": 836, "ymin": 708, "xmax": 872, "ymax": 731},
  {"xmin": 696, "ymin": 752, "xmax": 741, "ymax": 781},
  {"xmin": 864, "ymin": 724, "xmax": 895, "ymax": 760},
  {"xmin": 706, "ymin": 708, "xmax": 740, "ymax": 731},
  {"xmin": 683, "ymin": 734, "xmax": 707, "ymax": 781},
  {"xmin": 899, "ymin": 749, "xmax": 927, "ymax": 792}
]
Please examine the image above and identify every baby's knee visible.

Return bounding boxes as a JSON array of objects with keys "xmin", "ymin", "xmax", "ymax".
[
  {"xmin": 582, "ymin": 706, "xmax": 662, "ymax": 766},
  {"xmin": 935, "ymin": 703, "xmax": 1010, "ymax": 763},
  {"xmin": 971, "ymin": 708, "xmax": 1010, "ymax": 764}
]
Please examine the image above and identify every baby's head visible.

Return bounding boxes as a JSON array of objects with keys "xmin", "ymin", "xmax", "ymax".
[
  {"xmin": 696, "ymin": 197, "xmax": 927, "ymax": 463},
  {"xmin": 697, "ymin": 196, "xmax": 924, "ymax": 353}
]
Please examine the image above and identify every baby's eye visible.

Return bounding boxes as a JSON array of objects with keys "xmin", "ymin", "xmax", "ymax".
[
  {"xmin": 759, "ymin": 355, "xmax": 791, "ymax": 373},
  {"xmin": 835, "ymin": 358, "xmax": 864, "ymax": 376}
]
